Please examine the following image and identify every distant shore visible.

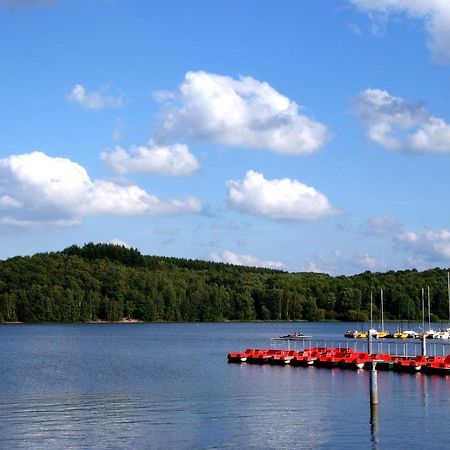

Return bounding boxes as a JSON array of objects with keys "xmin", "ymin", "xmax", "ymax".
[
  {"xmin": 0, "ymin": 318, "xmax": 144, "ymax": 325},
  {"xmin": 89, "ymin": 318, "xmax": 144, "ymax": 324},
  {"xmin": 1, "ymin": 319, "xmax": 443, "ymax": 325}
]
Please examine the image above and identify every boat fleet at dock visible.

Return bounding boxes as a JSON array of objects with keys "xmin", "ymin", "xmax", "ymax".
[
  {"xmin": 227, "ymin": 346, "xmax": 450, "ymax": 375},
  {"xmin": 345, "ymin": 283, "xmax": 450, "ymax": 340},
  {"xmin": 344, "ymin": 328, "xmax": 450, "ymax": 340}
]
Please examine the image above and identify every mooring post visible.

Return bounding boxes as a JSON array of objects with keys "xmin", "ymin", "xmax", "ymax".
[
  {"xmin": 370, "ymin": 361, "xmax": 378, "ymax": 405},
  {"xmin": 368, "ymin": 330, "xmax": 373, "ymax": 355},
  {"xmin": 369, "ymin": 366, "xmax": 379, "ymax": 448},
  {"xmin": 421, "ymin": 333, "xmax": 427, "ymax": 357}
]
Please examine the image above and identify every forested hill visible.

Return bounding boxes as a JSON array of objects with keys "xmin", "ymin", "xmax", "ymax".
[{"xmin": 0, "ymin": 243, "xmax": 449, "ymax": 324}]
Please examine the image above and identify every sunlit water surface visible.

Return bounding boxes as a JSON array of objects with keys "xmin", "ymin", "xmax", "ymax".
[{"xmin": 1, "ymin": 322, "xmax": 450, "ymax": 449}]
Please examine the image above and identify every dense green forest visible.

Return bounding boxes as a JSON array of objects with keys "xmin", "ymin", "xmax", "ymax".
[{"xmin": 0, "ymin": 243, "xmax": 449, "ymax": 324}]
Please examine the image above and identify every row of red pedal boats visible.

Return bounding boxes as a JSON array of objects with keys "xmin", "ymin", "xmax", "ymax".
[{"xmin": 227, "ymin": 347, "xmax": 450, "ymax": 374}]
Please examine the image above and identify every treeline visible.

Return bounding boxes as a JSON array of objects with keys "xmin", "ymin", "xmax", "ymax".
[{"xmin": 0, "ymin": 243, "xmax": 449, "ymax": 324}]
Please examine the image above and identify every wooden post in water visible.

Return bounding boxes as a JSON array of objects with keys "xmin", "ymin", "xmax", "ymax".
[
  {"xmin": 369, "ymin": 351, "xmax": 379, "ymax": 447},
  {"xmin": 422, "ymin": 332, "xmax": 427, "ymax": 357},
  {"xmin": 370, "ymin": 361, "xmax": 378, "ymax": 406},
  {"xmin": 370, "ymin": 378, "xmax": 379, "ymax": 448}
]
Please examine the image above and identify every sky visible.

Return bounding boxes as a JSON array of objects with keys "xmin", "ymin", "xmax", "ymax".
[{"xmin": 0, "ymin": 0, "xmax": 450, "ymax": 275}]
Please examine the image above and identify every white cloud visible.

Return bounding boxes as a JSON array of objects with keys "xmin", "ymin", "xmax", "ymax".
[
  {"xmin": 350, "ymin": 0, "xmax": 450, "ymax": 63},
  {"xmin": 0, "ymin": 151, "xmax": 202, "ymax": 228},
  {"xmin": 304, "ymin": 252, "xmax": 341, "ymax": 275},
  {"xmin": 352, "ymin": 253, "xmax": 387, "ymax": 271},
  {"xmin": 0, "ymin": 195, "xmax": 22, "ymax": 209},
  {"xmin": 101, "ymin": 141, "xmax": 199, "ymax": 176},
  {"xmin": 109, "ymin": 238, "xmax": 131, "ymax": 248},
  {"xmin": 158, "ymin": 71, "xmax": 330, "ymax": 155},
  {"xmin": 209, "ymin": 250, "xmax": 284, "ymax": 270},
  {"xmin": 305, "ymin": 250, "xmax": 388, "ymax": 275},
  {"xmin": 67, "ymin": 84, "xmax": 123, "ymax": 110},
  {"xmin": 397, "ymin": 229, "xmax": 450, "ymax": 260},
  {"xmin": 397, "ymin": 231, "xmax": 420, "ymax": 244},
  {"xmin": 306, "ymin": 262, "xmax": 324, "ymax": 273},
  {"xmin": 0, "ymin": 217, "xmax": 80, "ymax": 228},
  {"xmin": 362, "ymin": 216, "xmax": 401, "ymax": 236},
  {"xmin": 355, "ymin": 88, "xmax": 450, "ymax": 153},
  {"xmin": 226, "ymin": 170, "xmax": 339, "ymax": 221}
]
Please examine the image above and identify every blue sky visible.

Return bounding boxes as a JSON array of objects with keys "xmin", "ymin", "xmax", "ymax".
[{"xmin": 1, "ymin": 0, "xmax": 450, "ymax": 274}]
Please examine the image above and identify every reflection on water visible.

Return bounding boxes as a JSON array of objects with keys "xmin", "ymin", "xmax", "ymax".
[
  {"xmin": 1, "ymin": 323, "xmax": 450, "ymax": 449},
  {"xmin": 370, "ymin": 403, "xmax": 378, "ymax": 450}
]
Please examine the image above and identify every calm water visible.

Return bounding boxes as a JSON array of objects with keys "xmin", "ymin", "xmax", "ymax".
[{"xmin": 1, "ymin": 322, "xmax": 450, "ymax": 449}]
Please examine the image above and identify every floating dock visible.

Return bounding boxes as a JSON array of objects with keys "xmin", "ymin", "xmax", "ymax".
[{"xmin": 227, "ymin": 339, "xmax": 450, "ymax": 375}]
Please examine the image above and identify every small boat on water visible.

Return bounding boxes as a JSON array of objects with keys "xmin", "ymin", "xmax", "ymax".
[
  {"xmin": 247, "ymin": 349, "xmax": 278, "ymax": 364},
  {"xmin": 394, "ymin": 356, "xmax": 428, "ymax": 373},
  {"xmin": 227, "ymin": 348, "xmax": 255, "ymax": 363},
  {"xmin": 422, "ymin": 355, "xmax": 450, "ymax": 375},
  {"xmin": 227, "ymin": 348, "xmax": 258, "ymax": 362},
  {"xmin": 291, "ymin": 348, "xmax": 321, "ymax": 366},
  {"xmin": 344, "ymin": 351, "xmax": 371, "ymax": 369},
  {"xmin": 392, "ymin": 329, "xmax": 420, "ymax": 339},
  {"xmin": 274, "ymin": 332, "xmax": 312, "ymax": 340},
  {"xmin": 366, "ymin": 353, "xmax": 397, "ymax": 371},
  {"xmin": 269, "ymin": 350, "xmax": 298, "ymax": 365},
  {"xmin": 434, "ymin": 328, "xmax": 450, "ymax": 339},
  {"xmin": 344, "ymin": 329, "xmax": 367, "ymax": 339},
  {"xmin": 367, "ymin": 328, "xmax": 389, "ymax": 338}
]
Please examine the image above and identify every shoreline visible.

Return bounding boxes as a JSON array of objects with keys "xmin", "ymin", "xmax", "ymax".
[{"xmin": 0, "ymin": 319, "xmax": 442, "ymax": 325}]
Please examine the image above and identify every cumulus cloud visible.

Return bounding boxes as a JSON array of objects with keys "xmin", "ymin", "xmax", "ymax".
[
  {"xmin": 209, "ymin": 249, "xmax": 284, "ymax": 270},
  {"xmin": 0, "ymin": 195, "xmax": 22, "ymax": 209},
  {"xmin": 0, "ymin": 217, "xmax": 80, "ymax": 228},
  {"xmin": 109, "ymin": 238, "xmax": 131, "ymax": 248},
  {"xmin": 355, "ymin": 88, "xmax": 450, "ymax": 153},
  {"xmin": 157, "ymin": 71, "xmax": 330, "ymax": 155},
  {"xmin": 67, "ymin": 84, "xmax": 123, "ymax": 110},
  {"xmin": 362, "ymin": 216, "xmax": 401, "ymax": 236},
  {"xmin": 350, "ymin": 0, "xmax": 450, "ymax": 63},
  {"xmin": 397, "ymin": 229, "xmax": 450, "ymax": 261},
  {"xmin": 352, "ymin": 253, "xmax": 387, "ymax": 271},
  {"xmin": 305, "ymin": 250, "xmax": 388, "ymax": 275},
  {"xmin": 101, "ymin": 141, "xmax": 199, "ymax": 176},
  {"xmin": 226, "ymin": 170, "xmax": 339, "ymax": 221},
  {"xmin": 0, "ymin": 151, "xmax": 202, "ymax": 228},
  {"xmin": 305, "ymin": 262, "xmax": 324, "ymax": 273}
]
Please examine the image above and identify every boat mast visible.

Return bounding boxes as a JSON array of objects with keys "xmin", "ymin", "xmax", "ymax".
[
  {"xmin": 380, "ymin": 288, "xmax": 384, "ymax": 331},
  {"xmin": 370, "ymin": 290, "xmax": 373, "ymax": 329},
  {"xmin": 448, "ymin": 272, "xmax": 450, "ymax": 327},
  {"xmin": 427, "ymin": 285, "xmax": 431, "ymax": 331},
  {"xmin": 421, "ymin": 287, "xmax": 425, "ymax": 332}
]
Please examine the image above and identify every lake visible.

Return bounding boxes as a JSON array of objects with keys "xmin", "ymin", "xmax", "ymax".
[{"xmin": 1, "ymin": 322, "xmax": 450, "ymax": 449}]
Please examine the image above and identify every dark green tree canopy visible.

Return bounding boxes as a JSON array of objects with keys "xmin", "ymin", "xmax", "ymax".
[{"xmin": 0, "ymin": 243, "xmax": 449, "ymax": 324}]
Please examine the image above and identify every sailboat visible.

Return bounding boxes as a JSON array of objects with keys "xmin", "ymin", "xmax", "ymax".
[
  {"xmin": 344, "ymin": 289, "xmax": 367, "ymax": 339},
  {"xmin": 398, "ymin": 297, "xmax": 420, "ymax": 339},
  {"xmin": 368, "ymin": 291, "xmax": 377, "ymax": 336},
  {"xmin": 434, "ymin": 273, "xmax": 450, "ymax": 339},
  {"xmin": 422, "ymin": 286, "xmax": 438, "ymax": 339},
  {"xmin": 368, "ymin": 289, "xmax": 389, "ymax": 338},
  {"xmin": 375, "ymin": 288, "xmax": 389, "ymax": 338}
]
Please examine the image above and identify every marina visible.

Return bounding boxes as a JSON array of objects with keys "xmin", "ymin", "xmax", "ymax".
[
  {"xmin": 229, "ymin": 336, "xmax": 450, "ymax": 374},
  {"xmin": 228, "ymin": 345, "xmax": 450, "ymax": 374}
]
